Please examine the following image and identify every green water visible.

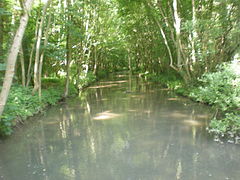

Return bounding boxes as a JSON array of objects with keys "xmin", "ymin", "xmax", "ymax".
[{"xmin": 0, "ymin": 75, "xmax": 239, "ymax": 180}]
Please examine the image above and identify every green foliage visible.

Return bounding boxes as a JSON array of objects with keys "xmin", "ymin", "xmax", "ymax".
[
  {"xmin": 175, "ymin": 86, "xmax": 193, "ymax": 97},
  {"xmin": 189, "ymin": 63, "xmax": 240, "ymax": 111},
  {"xmin": 188, "ymin": 62, "xmax": 240, "ymax": 138},
  {"xmin": 0, "ymin": 78, "xmax": 79, "ymax": 136},
  {"xmin": 0, "ymin": 85, "xmax": 64, "ymax": 136},
  {"xmin": 77, "ymin": 72, "xmax": 96, "ymax": 89},
  {"xmin": 140, "ymin": 72, "xmax": 183, "ymax": 90},
  {"xmin": 0, "ymin": 63, "xmax": 6, "ymax": 71},
  {"xmin": 96, "ymin": 70, "xmax": 110, "ymax": 79},
  {"xmin": 209, "ymin": 113, "xmax": 240, "ymax": 136},
  {"xmin": 42, "ymin": 78, "xmax": 77, "ymax": 95}
]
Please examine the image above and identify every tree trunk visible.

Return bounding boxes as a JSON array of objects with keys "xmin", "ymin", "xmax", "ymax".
[
  {"xmin": 146, "ymin": 1, "xmax": 176, "ymax": 71},
  {"xmin": 0, "ymin": 1, "xmax": 4, "ymax": 63},
  {"xmin": 64, "ymin": 0, "xmax": 72, "ymax": 98},
  {"xmin": 173, "ymin": 0, "xmax": 182, "ymax": 67},
  {"xmin": 38, "ymin": 15, "xmax": 52, "ymax": 100},
  {"xmin": 0, "ymin": 0, "xmax": 34, "ymax": 118},
  {"xmin": 191, "ymin": 0, "xmax": 197, "ymax": 65},
  {"xmin": 26, "ymin": 19, "xmax": 39, "ymax": 87},
  {"xmin": 93, "ymin": 45, "xmax": 98, "ymax": 75},
  {"xmin": 19, "ymin": 45, "xmax": 26, "ymax": 86},
  {"xmin": 32, "ymin": 0, "xmax": 52, "ymax": 94}
]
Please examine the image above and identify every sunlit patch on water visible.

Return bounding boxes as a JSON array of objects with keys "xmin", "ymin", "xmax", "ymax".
[
  {"xmin": 88, "ymin": 84, "xmax": 119, "ymax": 89},
  {"xmin": 144, "ymin": 110, "xmax": 152, "ymax": 114},
  {"xmin": 159, "ymin": 88, "xmax": 169, "ymax": 91},
  {"xmin": 196, "ymin": 114, "xmax": 209, "ymax": 119},
  {"xmin": 166, "ymin": 112, "xmax": 189, "ymax": 118},
  {"xmin": 127, "ymin": 109, "xmax": 151, "ymax": 114},
  {"xmin": 93, "ymin": 111, "xmax": 122, "ymax": 120},
  {"xmin": 99, "ymin": 80, "xmax": 128, "ymax": 84},
  {"xmin": 128, "ymin": 109, "xmax": 137, "ymax": 112},
  {"xmin": 130, "ymin": 95, "xmax": 145, "ymax": 99},
  {"xmin": 183, "ymin": 119, "xmax": 204, "ymax": 126},
  {"xmin": 43, "ymin": 121, "xmax": 59, "ymax": 125},
  {"xmin": 116, "ymin": 74, "xmax": 128, "ymax": 78},
  {"xmin": 97, "ymin": 98, "xmax": 109, "ymax": 101},
  {"xmin": 168, "ymin": 98, "xmax": 180, "ymax": 101}
]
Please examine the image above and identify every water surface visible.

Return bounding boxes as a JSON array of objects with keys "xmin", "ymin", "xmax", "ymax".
[{"xmin": 0, "ymin": 75, "xmax": 239, "ymax": 180}]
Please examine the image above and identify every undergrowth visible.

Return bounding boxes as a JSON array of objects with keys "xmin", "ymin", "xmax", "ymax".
[
  {"xmin": 139, "ymin": 71, "xmax": 183, "ymax": 90},
  {"xmin": 0, "ymin": 74, "xmax": 96, "ymax": 136},
  {"xmin": 0, "ymin": 85, "xmax": 64, "ymax": 136},
  {"xmin": 179, "ymin": 62, "xmax": 240, "ymax": 141}
]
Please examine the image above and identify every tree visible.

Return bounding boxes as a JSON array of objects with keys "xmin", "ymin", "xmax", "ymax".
[
  {"xmin": 0, "ymin": 0, "xmax": 35, "ymax": 118},
  {"xmin": 32, "ymin": 0, "xmax": 52, "ymax": 95}
]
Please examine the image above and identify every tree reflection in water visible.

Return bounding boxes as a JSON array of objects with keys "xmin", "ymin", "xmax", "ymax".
[{"xmin": 0, "ymin": 75, "xmax": 239, "ymax": 180}]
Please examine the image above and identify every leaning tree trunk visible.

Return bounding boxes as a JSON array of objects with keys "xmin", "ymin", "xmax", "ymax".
[{"xmin": 0, "ymin": 0, "xmax": 34, "ymax": 118}]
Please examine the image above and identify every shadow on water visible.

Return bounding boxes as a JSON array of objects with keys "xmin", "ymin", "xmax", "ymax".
[{"xmin": 0, "ymin": 74, "xmax": 240, "ymax": 180}]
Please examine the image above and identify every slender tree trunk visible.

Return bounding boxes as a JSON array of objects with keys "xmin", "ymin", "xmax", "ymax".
[
  {"xmin": 64, "ymin": 45, "xmax": 71, "ymax": 97},
  {"xmin": 64, "ymin": 0, "xmax": 72, "ymax": 98},
  {"xmin": 93, "ymin": 45, "xmax": 98, "ymax": 75},
  {"xmin": 20, "ymin": 45, "xmax": 26, "ymax": 86},
  {"xmin": 0, "ymin": 0, "xmax": 34, "ymax": 118},
  {"xmin": 173, "ymin": 0, "xmax": 182, "ymax": 67},
  {"xmin": 38, "ymin": 15, "xmax": 52, "ymax": 100},
  {"xmin": 191, "ymin": 0, "xmax": 197, "ymax": 64},
  {"xmin": 157, "ymin": 20, "xmax": 176, "ymax": 70},
  {"xmin": 0, "ymin": 1, "xmax": 4, "ymax": 63},
  {"xmin": 146, "ymin": 1, "xmax": 176, "ymax": 71},
  {"xmin": 26, "ymin": 19, "xmax": 39, "ymax": 87},
  {"xmin": 32, "ymin": 0, "xmax": 52, "ymax": 94},
  {"xmin": 128, "ymin": 49, "xmax": 132, "ymax": 73}
]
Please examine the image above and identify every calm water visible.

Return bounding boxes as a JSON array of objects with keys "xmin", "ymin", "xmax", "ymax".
[{"xmin": 0, "ymin": 75, "xmax": 239, "ymax": 180}]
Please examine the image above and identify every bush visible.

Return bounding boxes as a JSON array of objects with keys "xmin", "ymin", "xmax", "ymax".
[
  {"xmin": 96, "ymin": 70, "xmax": 109, "ymax": 79},
  {"xmin": 188, "ymin": 61, "xmax": 240, "ymax": 138},
  {"xmin": 209, "ymin": 113, "xmax": 240, "ymax": 136},
  {"xmin": 189, "ymin": 63, "xmax": 240, "ymax": 111},
  {"xmin": 42, "ymin": 78, "xmax": 77, "ymax": 95},
  {"xmin": 0, "ymin": 78, "xmax": 78, "ymax": 136},
  {"xmin": 140, "ymin": 72, "xmax": 183, "ymax": 90},
  {"xmin": 0, "ymin": 85, "xmax": 64, "ymax": 136},
  {"xmin": 77, "ymin": 72, "xmax": 96, "ymax": 89}
]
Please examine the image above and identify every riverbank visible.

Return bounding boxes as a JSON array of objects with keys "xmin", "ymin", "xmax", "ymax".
[
  {"xmin": 141, "ymin": 61, "xmax": 240, "ymax": 143},
  {"xmin": 0, "ymin": 79, "xmax": 72, "ymax": 136},
  {"xmin": 0, "ymin": 74, "xmax": 97, "ymax": 136},
  {"xmin": 181, "ymin": 62, "xmax": 240, "ymax": 143}
]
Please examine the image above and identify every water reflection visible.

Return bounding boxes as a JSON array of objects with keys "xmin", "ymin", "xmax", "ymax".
[{"xmin": 0, "ymin": 75, "xmax": 240, "ymax": 180}]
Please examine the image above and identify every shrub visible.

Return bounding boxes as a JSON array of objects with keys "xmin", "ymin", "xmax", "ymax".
[
  {"xmin": 77, "ymin": 72, "xmax": 96, "ymax": 89},
  {"xmin": 209, "ymin": 113, "xmax": 240, "ymax": 136},
  {"xmin": 0, "ymin": 77, "xmax": 79, "ymax": 136},
  {"xmin": 188, "ymin": 61, "xmax": 240, "ymax": 138},
  {"xmin": 189, "ymin": 63, "xmax": 240, "ymax": 111},
  {"xmin": 140, "ymin": 72, "xmax": 183, "ymax": 90}
]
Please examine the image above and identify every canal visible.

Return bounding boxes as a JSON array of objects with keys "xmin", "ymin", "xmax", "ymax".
[{"xmin": 0, "ymin": 75, "xmax": 239, "ymax": 180}]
